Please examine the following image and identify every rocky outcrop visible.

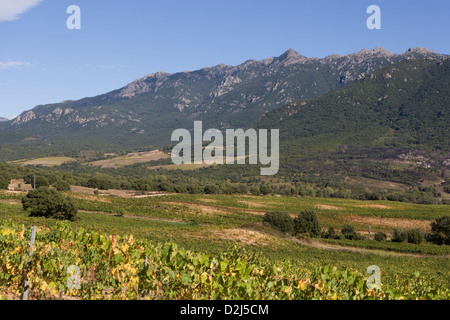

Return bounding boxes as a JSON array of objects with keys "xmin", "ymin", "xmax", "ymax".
[{"xmin": 11, "ymin": 110, "xmax": 36, "ymax": 125}]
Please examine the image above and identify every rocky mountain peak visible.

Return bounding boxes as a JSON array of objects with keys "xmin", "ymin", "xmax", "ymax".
[
  {"xmin": 354, "ymin": 47, "xmax": 394, "ymax": 57},
  {"xmin": 372, "ymin": 46, "xmax": 394, "ymax": 55},
  {"xmin": 0, "ymin": 117, "xmax": 9, "ymax": 122},
  {"xmin": 404, "ymin": 47, "xmax": 437, "ymax": 55},
  {"xmin": 277, "ymin": 48, "xmax": 307, "ymax": 66}
]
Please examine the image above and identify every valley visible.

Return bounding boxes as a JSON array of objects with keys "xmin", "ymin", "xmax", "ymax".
[{"xmin": 1, "ymin": 47, "xmax": 449, "ymax": 300}]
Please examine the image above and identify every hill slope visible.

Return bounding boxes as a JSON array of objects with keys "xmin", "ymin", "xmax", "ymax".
[
  {"xmin": 257, "ymin": 58, "xmax": 450, "ymax": 162},
  {"xmin": 0, "ymin": 47, "xmax": 445, "ymax": 160}
]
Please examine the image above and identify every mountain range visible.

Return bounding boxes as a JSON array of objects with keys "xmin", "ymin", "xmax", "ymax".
[
  {"xmin": 258, "ymin": 58, "xmax": 449, "ymax": 158},
  {"xmin": 0, "ymin": 47, "xmax": 447, "ymax": 161}
]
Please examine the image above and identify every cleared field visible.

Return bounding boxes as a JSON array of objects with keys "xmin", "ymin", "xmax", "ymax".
[
  {"xmin": 148, "ymin": 154, "xmax": 252, "ymax": 171},
  {"xmin": 149, "ymin": 162, "xmax": 213, "ymax": 170},
  {"xmin": 12, "ymin": 157, "xmax": 76, "ymax": 167},
  {"xmin": 88, "ymin": 150, "xmax": 170, "ymax": 168},
  {"xmin": 70, "ymin": 185, "xmax": 172, "ymax": 198},
  {"xmin": 344, "ymin": 176, "xmax": 405, "ymax": 193}
]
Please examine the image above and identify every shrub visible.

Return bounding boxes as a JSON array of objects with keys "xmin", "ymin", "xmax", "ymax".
[
  {"xmin": 294, "ymin": 211, "xmax": 321, "ymax": 237},
  {"xmin": 260, "ymin": 185, "xmax": 272, "ymax": 195},
  {"xmin": 204, "ymin": 184, "xmax": 221, "ymax": 194},
  {"xmin": 263, "ymin": 211, "xmax": 294, "ymax": 234},
  {"xmin": 374, "ymin": 232, "xmax": 387, "ymax": 241},
  {"xmin": 392, "ymin": 228, "xmax": 408, "ymax": 243},
  {"xmin": 341, "ymin": 224, "xmax": 363, "ymax": 240},
  {"xmin": 407, "ymin": 229, "xmax": 425, "ymax": 244},
  {"xmin": 250, "ymin": 187, "xmax": 261, "ymax": 196},
  {"xmin": 187, "ymin": 185, "xmax": 202, "ymax": 194},
  {"xmin": 22, "ymin": 187, "xmax": 78, "ymax": 221},
  {"xmin": 321, "ymin": 227, "xmax": 341, "ymax": 239},
  {"xmin": 86, "ymin": 177, "xmax": 115, "ymax": 190},
  {"xmin": 116, "ymin": 209, "xmax": 125, "ymax": 218}
]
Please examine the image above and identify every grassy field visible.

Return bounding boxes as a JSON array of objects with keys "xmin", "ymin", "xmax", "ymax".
[
  {"xmin": 148, "ymin": 163, "xmax": 213, "ymax": 170},
  {"xmin": 11, "ymin": 157, "xmax": 76, "ymax": 167},
  {"xmin": 0, "ymin": 189, "xmax": 448, "ymax": 289},
  {"xmin": 87, "ymin": 150, "xmax": 170, "ymax": 168}
]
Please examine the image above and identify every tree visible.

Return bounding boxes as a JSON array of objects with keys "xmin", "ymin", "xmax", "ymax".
[
  {"xmin": 262, "ymin": 211, "xmax": 294, "ymax": 234},
  {"xmin": 427, "ymin": 216, "xmax": 450, "ymax": 245},
  {"xmin": 204, "ymin": 184, "xmax": 221, "ymax": 194},
  {"xmin": 260, "ymin": 185, "xmax": 272, "ymax": 195},
  {"xmin": 54, "ymin": 180, "xmax": 71, "ymax": 192},
  {"xmin": 24, "ymin": 174, "xmax": 50, "ymax": 189},
  {"xmin": 0, "ymin": 175, "xmax": 9, "ymax": 190},
  {"xmin": 22, "ymin": 187, "xmax": 78, "ymax": 221},
  {"xmin": 321, "ymin": 227, "xmax": 340, "ymax": 239},
  {"xmin": 431, "ymin": 216, "xmax": 450, "ymax": 238},
  {"xmin": 294, "ymin": 211, "xmax": 321, "ymax": 237}
]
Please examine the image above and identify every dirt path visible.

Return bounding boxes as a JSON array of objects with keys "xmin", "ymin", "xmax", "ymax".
[
  {"xmin": 160, "ymin": 200, "xmax": 267, "ymax": 216},
  {"xmin": 79, "ymin": 210, "xmax": 187, "ymax": 224},
  {"xmin": 0, "ymin": 199, "xmax": 21, "ymax": 205},
  {"xmin": 291, "ymin": 238, "xmax": 449, "ymax": 258},
  {"xmin": 70, "ymin": 186, "xmax": 173, "ymax": 199}
]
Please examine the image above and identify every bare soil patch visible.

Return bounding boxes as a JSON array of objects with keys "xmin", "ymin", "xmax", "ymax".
[
  {"xmin": 198, "ymin": 198, "xmax": 219, "ymax": 204},
  {"xmin": 162, "ymin": 201, "xmax": 230, "ymax": 215},
  {"xmin": 79, "ymin": 210, "xmax": 186, "ymax": 224},
  {"xmin": 293, "ymin": 238, "xmax": 449, "ymax": 258},
  {"xmin": 210, "ymin": 228, "xmax": 274, "ymax": 246},
  {"xmin": 315, "ymin": 204, "xmax": 342, "ymax": 210},
  {"xmin": 342, "ymin": 215, "xmax": 431, "ymax": 231},
  {"xmin": 70, "ymin": 186, "xmax": 171, "ymax": 199},
  {"xmin": 162, "ymin": 201, "xmax": 267, "ymax": 216},
  {"xmin": 89, "ymin": 150, "xmax": 170, "ymax": 168},
  {"xmin": 8, "ymin": 179, "xmax": 32, "ymax": 192},
  {"xmin": 0, "ymin": 199, "xmax": 21, "ymax": 205},
  {"xmin": 353, "ymin": 204, "xmax": 392, "ymax": 209},
  {"xmin": 238, "ymin": 200, "xmax": 267, "ymax": 208},
  {"xmin": 13, "ymin": 157, "xmax": 76, "ymax": 167}
]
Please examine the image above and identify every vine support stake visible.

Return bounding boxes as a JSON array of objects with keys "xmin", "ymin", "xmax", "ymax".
[{"xmin": 23, "ymin": 226, "xmax": 37, "ymax": 300}]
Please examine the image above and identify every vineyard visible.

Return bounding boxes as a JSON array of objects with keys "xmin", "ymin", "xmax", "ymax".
[{"xmin": 0, "ymin": 220, "xmax": 448, "ymax": 300}]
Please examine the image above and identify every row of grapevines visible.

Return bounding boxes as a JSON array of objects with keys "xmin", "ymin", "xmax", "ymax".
[{"xmin": 0, "ymin": 220, "xmax": 448, "ymax": 300}]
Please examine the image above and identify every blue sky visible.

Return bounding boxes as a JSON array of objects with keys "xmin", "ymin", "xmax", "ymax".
[{"xmin": 1, "ymin": 0, "xmax": 449, "ymax": 119}]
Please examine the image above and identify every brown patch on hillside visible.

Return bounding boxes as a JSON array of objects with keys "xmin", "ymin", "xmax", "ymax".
[
  {"xmin": 353, "ymin": 204, "xmax": 392, "ymax": 209},
  {"xmin": 89, "ymin": 150, "xmax": 170, "ymax": 168},
  {"xmin": 162, "ymin": 201, "xmax": 267, "ymax": 216},
  {"xmin": 315, "ymin": 204, "xmax": 342, "ymax": 210},
  {"xmin": 239, "ymin": 200, "xmax": 267, "ymax": 208},
  {"xmin": 0, "ymin": 199, "xmax": 21, "ymax": 205},
  {"xmin": 198, "ymin": 198, "xmax": 219, "ymax": 204},
  {"xmin": 8, "ymin": 179, "xmax": 32, "ymax": 192},
  {"xmin": 342, "ymin": 215, "xmax": 431, "ymax": 231},
  {"xmin": 70, "ymin": 186, "xmax": 171, "ymax": 199},
  {"xmin": 210, "ymin": 228, "xmax": 273, "ymax": 246},
  {"xmin": 162, "ymin": 201, "xmax": 230, "ymax": 215}
]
